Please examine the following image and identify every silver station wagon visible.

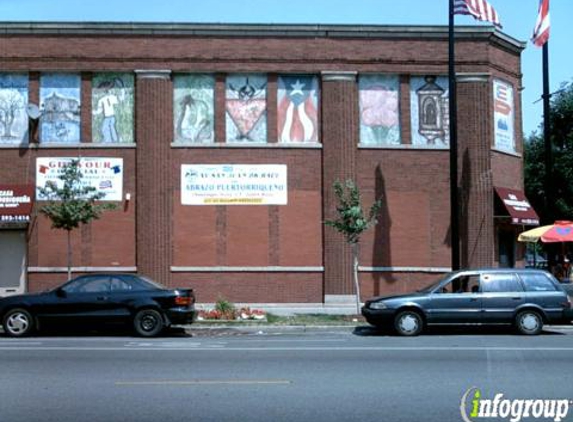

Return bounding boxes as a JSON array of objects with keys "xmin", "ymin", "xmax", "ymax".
[{"xmin": 362, "ymin": 269, "xmax": 573, "ymax": 336}]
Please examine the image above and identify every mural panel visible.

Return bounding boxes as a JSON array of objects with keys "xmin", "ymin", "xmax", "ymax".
[
  {"xmin": 40, "ymin": 73, "xmax": 81, "ymax": 144},
  {"xmin": 173, "ymin": 74, "xmax": 214, "ymax": 143},
  {"xmin": 92, "ymin": 73, "xmax": 134, "ymax": 143},
  {"xmin": 277, "ymin": 75, "xmax": 319, "ymax": 143},
  {"xmin": 493, "ymin": 79, "xmax": 515, "ymax": 153},
  {"xmin": 0, "ymin": 73, "xmax": 28, "ymax": 144},
  {"xmin": 359, "ymin": 75, "xmax": 400, "ymax": 145},
  {"xmin": 410, "ymin": 76, "xmax": 450, "ymax": 147},
  {"xmin": 226, "ymin": 74, "xmax": 267, "ymax": 143}
]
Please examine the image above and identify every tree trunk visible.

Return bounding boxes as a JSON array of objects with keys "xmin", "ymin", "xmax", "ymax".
[
  {"xmin": 67, "ymin": 230, "xmax": 72, "ymax": 280},
  {"xmin": 352, "ymin": 242, "xmax": 361, "ymax": 314},
  {"xmin": 4, "ymin": 121, "xmax": 13, "ymax": 138}
]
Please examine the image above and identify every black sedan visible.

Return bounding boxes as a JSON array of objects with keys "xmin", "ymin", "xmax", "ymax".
[{"xmin": 0, "ymin": 273, "xmax": 196, "ymax": 337}]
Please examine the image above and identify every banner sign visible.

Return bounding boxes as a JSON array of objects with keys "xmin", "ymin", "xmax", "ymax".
[
  {"xmin": 36, "ymin": 157, "xmax": 123, "ymax": 201},
  {"xmin": 493, "ymin": 79, "xmax": 515, "ymax": 153},
  {"xmin": 0, "ymin": 184, "xmax": 34, "ymax": 223},
  {"xmin": 181, "ymin": 164, "xmax": 287, "ymax": 205}
]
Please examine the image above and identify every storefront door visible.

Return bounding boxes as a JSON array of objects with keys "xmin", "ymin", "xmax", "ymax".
[
  {"xmin": 498, "ymin": 229, "xmax": 516, "ymax": 268},
  {"xmin": 0, "ymin": 230, "xmax": 27, "ymax": 296}
]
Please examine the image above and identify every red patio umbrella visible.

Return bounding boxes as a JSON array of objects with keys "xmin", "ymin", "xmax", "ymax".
[
  {"xmin": 538, "ymin": 221, "xmax": 573, "ymax": 243},
  {"xmin": 518, "ymin": 221, "xmax": 573, "ymax": 243}
]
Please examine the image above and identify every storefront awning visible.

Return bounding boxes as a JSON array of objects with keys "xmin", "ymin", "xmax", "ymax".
[{"xmin": 494, "ymin": 187, "xmax": 539, "ymax": 226}]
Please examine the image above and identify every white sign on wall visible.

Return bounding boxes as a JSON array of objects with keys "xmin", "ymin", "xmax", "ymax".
[
  {"xmin": 36, "ymin": 157, "xmax": 123, "ymax": 201},
  {"xmin": 493, "ymin": 79, "xmax": 515, "ymax": 153},
  {"xmin": 181, "ymin": 164, "xmax": 287, "ymax": 205}
]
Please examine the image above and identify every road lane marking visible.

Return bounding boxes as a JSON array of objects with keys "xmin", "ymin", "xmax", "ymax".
[
  {"xmin": 115, "ymin": 379, "xmax": 292, "ymax": 386},
  {"xmin": 126, "ymin": 341, "xmax": 203, "ymax": 347},
  {"xmin": 232, "ymin": 339, "xmax": 347, "ymax": 342}
]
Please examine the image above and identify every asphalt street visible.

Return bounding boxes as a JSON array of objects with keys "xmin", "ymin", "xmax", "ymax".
[{"xmin": 1, "ymin": 326, "xmax": 573, "ymax": 422}]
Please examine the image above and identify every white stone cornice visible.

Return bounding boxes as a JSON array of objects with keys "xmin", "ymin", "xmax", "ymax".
[
  {"xmin": 135, "ymin": 70, "xmax": 172, "ymax": 80},
  {"xmin": 321, "ymin": 71, "xmax": 357, "ymax": 82},
  {"xmin": 456, "ymin": 73, "xmax": 491, "ymax": 83}
]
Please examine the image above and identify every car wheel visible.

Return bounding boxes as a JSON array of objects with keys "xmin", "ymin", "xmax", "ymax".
[
  {"xmin": 394, "ymin": 310, "xmax": 423, "ymax": 336},
  {"xmin": 515, "ymin": 310, "xmax": 543, "ymax": 335},
  {"xmin": 133, "ymin": 309, "xmax": 164, "ymax": 337},
  {"xmin": 3, "ymin": 308, "xmax": 35, "ymax": 337}
]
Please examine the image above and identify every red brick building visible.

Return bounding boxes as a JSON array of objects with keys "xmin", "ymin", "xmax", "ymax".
[{"xmin": 0, "ymin": 22, "xmax": 537, "ymax": 303}]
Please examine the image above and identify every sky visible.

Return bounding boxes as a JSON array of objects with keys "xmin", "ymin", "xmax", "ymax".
[{"xmin": 0, "ymin": 0, "xmax": 570, "ymax": 138}]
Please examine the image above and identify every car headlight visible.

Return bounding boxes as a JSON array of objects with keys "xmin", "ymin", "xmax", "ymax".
[{"xmin": 369, "ymin": 301, "xmax": 388, "ymax": 310}]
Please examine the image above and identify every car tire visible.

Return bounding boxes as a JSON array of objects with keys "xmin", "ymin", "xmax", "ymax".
[
  {"xmin": 133, "ymin": 309, "xmax": 164, "ymax": 337},
  {"xmin": 515, "ymin": 310, "xmax": 543, "ymax": 335},
  {"xmin": 3, "ymin": 308, "xmax": 35, "ymax": 337},
  {"xmin": 394, "ymin": 310, "xmax": 423, "ymax": 336}
]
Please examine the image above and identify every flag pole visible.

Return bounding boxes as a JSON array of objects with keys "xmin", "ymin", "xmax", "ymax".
[
  {"xmin": 542, "ymin": 41, "xmax": 552, "ymax": 224},
  {"xmin": 449, "ymin": 0, "xmax": 461, "ymax": 270}
]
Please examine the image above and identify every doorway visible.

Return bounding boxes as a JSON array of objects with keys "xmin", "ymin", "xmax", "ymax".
[
  {"xmin": 498, "ymin": 229, "xmax": 516, "ymax": 268},
  {"xmin": 0, "ymin": 230, "xmax": 27, "ymax": 296}
]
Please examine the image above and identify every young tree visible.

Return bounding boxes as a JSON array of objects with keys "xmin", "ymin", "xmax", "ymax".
[
  {"xmin": 325, "ymin": 179, "xmax": 382, "ymax": 313},
  {"xmin": 38, "ymin": 159, "xmax": 116, "ymax": 280}
]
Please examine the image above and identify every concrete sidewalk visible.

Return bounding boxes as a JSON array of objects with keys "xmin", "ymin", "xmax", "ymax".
[{"xmin": 184, "ymin": 324, "xmax": 359, "ymax": 337}]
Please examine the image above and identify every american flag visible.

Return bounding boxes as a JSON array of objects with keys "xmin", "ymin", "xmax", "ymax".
[
  {"xmin": 453, "ymin": 0, "xmax": 502, "ymax": 28},
  {"xmin": 532, "ymin": 0, "xmax": 550, "ymax": 47}
]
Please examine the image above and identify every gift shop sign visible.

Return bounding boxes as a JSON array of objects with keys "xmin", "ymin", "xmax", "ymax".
[
  {"xmin": 181, "ymin": 164, "xmax": 287, "ymax": 205},
  {"xmin": 0, "ymin": 185, "xmax": 34, "ymax": 223},
  {"xmin": 36, "ymin": 157, "xmax": 123, "ymax": 201}
]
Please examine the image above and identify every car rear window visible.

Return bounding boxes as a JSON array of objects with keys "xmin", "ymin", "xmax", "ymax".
[
  {"xmin": 481, "ymin": 273, "xmax": 523, "ymax": 293},
  {"xmin": 521, "ymin": 273, "xmax": 558, "ymax": 292},
  {"xmin": 135, "ymin": 276, "xmax": 165, "ymax": 290}
]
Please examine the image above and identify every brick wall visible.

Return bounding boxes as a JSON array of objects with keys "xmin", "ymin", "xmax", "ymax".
[
  {"xmin": 135, "ymin": 72, "xmax": 173, "ymax": 286},
  {"xmin": 457, "ymin": 75, "xmax": 494, "ymax": 268},
  {"xmin": 322, "ymin": 73, "xmax": 358, "ymax": 297},
  {"xmin": 0, "ymin": 24, "xmax": 525, "ymax": 301}
]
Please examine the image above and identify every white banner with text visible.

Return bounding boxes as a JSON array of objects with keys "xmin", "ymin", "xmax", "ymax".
[
  {"xmin": 36, "ymin": 157, "xmax": 123, "ymax": 201},
  {"xmin": 181, "ymin": 164, "xmax": 287, "ymax": 205}
]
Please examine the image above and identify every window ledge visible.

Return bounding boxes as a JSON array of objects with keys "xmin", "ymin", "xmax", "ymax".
[
  {"xmin": 0, "ymin": 143, "xmax": 137, "ymax": 149},
  {"xmin": 171, "ymin": 142, "xmax": 322, "ymax": 149},
  {"xmin": 358, "ymin": 143, "xmax": 449, "ymax": 150},
  {"xmin": 491, "ymin": 147, "xmax": 521, "ymax": 158}
]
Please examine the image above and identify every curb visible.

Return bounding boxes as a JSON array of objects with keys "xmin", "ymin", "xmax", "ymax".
[
  {"xmin": 183, "ymin": 324, "xmax": 359, "ymax": 336},
  {"xmin": 2, "ymin": 324, "xmax": 571, "ymax": 336}
]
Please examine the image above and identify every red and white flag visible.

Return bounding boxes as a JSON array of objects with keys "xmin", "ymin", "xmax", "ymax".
[
  {"xmin": 532, "ymin": 0, "xmax": 550, "ymax": 47},
  {"xmin": 453, "ymin": 0, "xmax": 502, "ymax": 28}
]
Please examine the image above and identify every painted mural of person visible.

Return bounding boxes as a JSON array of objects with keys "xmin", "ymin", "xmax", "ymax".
[
  {"xmin": 94, "ymin": 80, "xmax": 120, "ymax": 143},
  {"xmin": 176, "ymin": 94, "xmax": 212, "ymax": 143}
]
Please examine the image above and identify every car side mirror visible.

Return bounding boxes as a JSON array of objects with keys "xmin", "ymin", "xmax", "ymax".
[{"xmin": 56, "ymin": 288, "xmax": 67, "ymax": 298}]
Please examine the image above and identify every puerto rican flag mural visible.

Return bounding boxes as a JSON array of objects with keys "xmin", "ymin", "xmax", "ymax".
[
  {"xmin": 532, "ymin": 0, "xmax": 550, "ymax": 47},
  {"xmin": 277, "ymin": 76, "xmax": 319, "ymax": 143}
]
